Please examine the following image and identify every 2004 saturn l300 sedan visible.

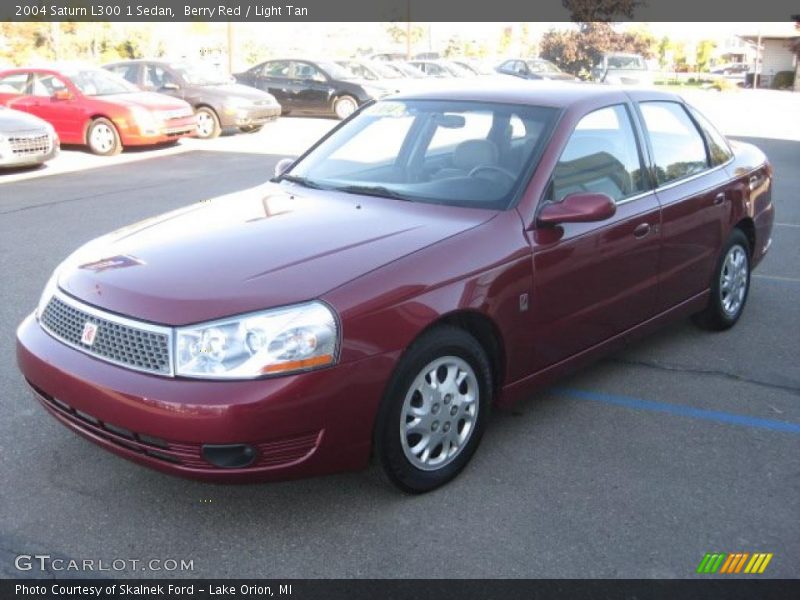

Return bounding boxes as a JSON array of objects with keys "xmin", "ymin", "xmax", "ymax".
[{"xmin": 17, "ymin": 84, "xmax": 774, "ymax": 493}]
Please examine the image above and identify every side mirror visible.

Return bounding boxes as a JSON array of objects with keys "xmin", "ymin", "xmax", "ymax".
[
  {"xmin": 537, "ymin": 193, "xmax": 616, "ymax": 226},
  {"xmin": 274, "ymin": 157, "xmax": 295, "ymax": 178},
  {"xmin": 161, "ymin": 82, "xmax": 180, "ymax": 91},
  {"xmin": 52, "ymin": 89, "xmax": 73, "ymax": 101}
]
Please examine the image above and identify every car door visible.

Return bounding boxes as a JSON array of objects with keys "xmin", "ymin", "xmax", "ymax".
[
  {"xmin": 142, "ymin": 64, "xmax": 183, "ymax": 99},
  {"xmin": 530, "ymin": 103, "xmax": 662, "ymax": 369},
  {"xmin": 635, "ymin": 100, "xmax": 732, "ymax": 312},
  {"xmin": 290, "ymin": 62, "xmax": 333, "ymax": 113},
  {"xmin": 18, "ymin": 72, "xmax": 84, "ymax": 143},
  {"xmin": 249, "ymin": 60, "xmax": 295, "ymax": 108}
]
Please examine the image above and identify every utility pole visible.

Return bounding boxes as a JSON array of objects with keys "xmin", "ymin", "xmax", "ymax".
[
  {"xmin": 227, "ymin": 22, "xmax": 234, "ymax": 74},
  {"xmin": 405, "ymin": 0, "xmax": 411, "ymax": 59},
  {"xmin": 754, "ymin": 31, "xmax": 762, "ymax": 89}
]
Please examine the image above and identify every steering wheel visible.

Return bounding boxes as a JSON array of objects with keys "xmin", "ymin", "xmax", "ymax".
[{"xmin": 468, "ymin": 165, "xmax": 517, "ymax": 184}]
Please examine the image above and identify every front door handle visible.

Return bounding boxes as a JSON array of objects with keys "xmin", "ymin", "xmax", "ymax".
[
  {"xmin": 713, "ymin": 192, "xmax": 726, "ymax": 206},
  {"xmin": 633, "ymin": 222, "xmax": 651, "ymax": 239}
]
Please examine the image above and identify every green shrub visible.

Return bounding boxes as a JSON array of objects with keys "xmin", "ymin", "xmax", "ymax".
[{"xmin": 771, "ymin": 71, "xmax": 796, "ymax": 89}]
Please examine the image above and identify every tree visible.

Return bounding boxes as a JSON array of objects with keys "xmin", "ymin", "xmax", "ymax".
[
  {"xmin": 562, "ymin": 0, "xmax": 643, "ymax": 22},
  {"xmin": 540, "ymin": 22, "xmax": 655, "ymax": 78},
  {"xmin": 385, "ymin": 23, "xmax": 425, "ymax": 50}
]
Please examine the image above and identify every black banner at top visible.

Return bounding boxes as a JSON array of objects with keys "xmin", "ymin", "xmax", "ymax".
[{"xmin": 3, "ymin": 0, "xmax": 800, "ymax": 22}]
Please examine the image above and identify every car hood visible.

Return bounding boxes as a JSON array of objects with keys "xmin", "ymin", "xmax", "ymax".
[
  {"xmin": 188, "ymin": 83, "xmax": 277, "ymax": 102},
  {"xmin": 0, "ymin": 107, "xmax": 51, "ymax": 132},
  {"xmin": 57, "ymin": 183, "xmax": 496, "ymax": 325},
  {"xmin": 98, "ymin": 92, "xmax": 191, "ymax": 111}
]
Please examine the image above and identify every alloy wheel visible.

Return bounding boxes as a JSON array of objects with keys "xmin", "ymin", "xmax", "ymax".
[{"xmin": 400, "ymin": 356, "xmax": 479, "ymax": 472}]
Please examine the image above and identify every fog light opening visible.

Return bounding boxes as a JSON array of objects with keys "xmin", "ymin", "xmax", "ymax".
[{"xmin": 201, "ymin": 444, "xmax": 257, "ymax": 468}]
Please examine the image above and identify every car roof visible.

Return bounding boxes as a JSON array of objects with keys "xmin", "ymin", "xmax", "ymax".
[{"xmin": 390, "ymin": 81, "xmax": 680, "ymax": 108}]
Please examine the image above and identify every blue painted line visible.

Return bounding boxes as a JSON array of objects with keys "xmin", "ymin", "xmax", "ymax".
[{"xmin": 554, "ymin": 387, "xmax": 800, "ymax": 434}]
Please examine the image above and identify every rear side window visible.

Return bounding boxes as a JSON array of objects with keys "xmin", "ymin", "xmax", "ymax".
[
  {"xmin": 639, "ymin": 101, "xmax": 709, "ymax": 185},
  {"xmin": 551, "ymin": 104, "xmax": 646, "ymax": 203},
  {"xmin": 262, "ymin": 61, "xmax": 291, "ymax": 78},
  {"xmin": 0, "ymin": 72, "xmax": 30, "ymax": 94},
  {"xmin": 687, "ymin": 106, "xmax": 733, "ymax": 167},
  {"xmin": 107, "ymin": 64, "xmax": 138, "ymax": 85}
]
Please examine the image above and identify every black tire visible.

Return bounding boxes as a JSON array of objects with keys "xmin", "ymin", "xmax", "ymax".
[
  {"xmin": 195, "ymin": 106, "xmax": 221, "ymax": 139},
  {"xmin": 86, "ymin": 118, "xmax": 122, "ymax": 156},
  {"xmin": 374, "ymin": 325, "xmax": 492, "ymax": 494},
  {"xmin": 333, "ymin": 95, "xmax": 359, "ymax": 120},
  {"xmin": 239, "ymin": 124, "xmax": 264, "ymax": 134},
  {"xmin": 692, "ymin": 228, "xmax": 751, "ymax": 331}
]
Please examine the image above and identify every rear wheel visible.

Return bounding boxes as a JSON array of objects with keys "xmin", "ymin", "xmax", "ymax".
[
  {"xmin": 692, "ymin": 229, "xmax": 751, "ymax": 330},
  {"xmin": 195, "ymin": 107, "xmax": 221, "ymax": 139},
  {"xmin": 86, "ymin": 118, "xmax": 121, "ymax": 156},
  {"xmin": 375, "ymin": 326, "xmax": 492, "ymax": 493}
]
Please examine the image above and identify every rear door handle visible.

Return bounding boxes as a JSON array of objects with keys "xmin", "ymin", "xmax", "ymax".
[
  {"xmin": 749, "ymin": 174, "xmax": 760, "ymax": 190},
  {"xmin": 713, "ymin": 192, "xmax": 726, "ymax": 206},
  {"xmin": 633, "ymin": 222, "xmax": 651, "ymax": 239}
]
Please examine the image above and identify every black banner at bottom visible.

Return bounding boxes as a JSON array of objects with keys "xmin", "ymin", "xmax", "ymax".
[{"xmin": 3, "ymin": 579, "xmax": 799, "ymax": 600}]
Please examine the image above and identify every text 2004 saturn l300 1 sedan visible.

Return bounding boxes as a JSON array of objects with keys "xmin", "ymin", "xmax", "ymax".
[{"xmin": 17, "ymin": 84, "xmax": 774, "ymax": 493}]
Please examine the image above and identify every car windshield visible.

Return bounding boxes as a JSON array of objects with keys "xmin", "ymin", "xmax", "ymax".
[
  {"xmin": 316, "ymin": 61, "xmax": 357, "ymax": 80},
  {"xmin": 64, "ymin": 69, "xmax": 138, "ymax": 96},
  {"xmin": 391, "ymin": 62, "xmax": 428, "ymax": 78},
  {"xmin": 606, "ymin": 55, "xmax": 646, "ymax": 70},
  {"xmin": 170, "ymin": 63, "xmax": 229, "ymax": 85},
  {"xmin": 527, "ymin": 60, "xmax": 561, "ymax": 74},
  {"xmin": 284, "ymin": 99, "xmax": 558, "ymax": 210}
]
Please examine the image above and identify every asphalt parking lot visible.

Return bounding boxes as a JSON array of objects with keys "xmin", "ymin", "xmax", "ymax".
[{"xmin": 1, "ymin": 100, "xmax": 798, "ymax": 578}]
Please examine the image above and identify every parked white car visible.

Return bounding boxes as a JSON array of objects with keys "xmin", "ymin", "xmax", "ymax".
[{"xmin": 0, "ymin": 106, "xmax": 59, "ymax": 169}]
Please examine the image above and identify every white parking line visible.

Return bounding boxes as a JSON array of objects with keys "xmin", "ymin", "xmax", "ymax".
[
  {"xmin": 753, "ymin": 274, "xmax": 800, "ymax": 283},
  {"xmin": 774, "ymin": 222, "xmax": 800, "ymax": 228}
]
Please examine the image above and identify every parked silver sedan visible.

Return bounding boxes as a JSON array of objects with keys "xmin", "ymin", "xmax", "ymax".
[{"xmin": 0, "ymin": 106, "xmax": 59, "ymax": 168}]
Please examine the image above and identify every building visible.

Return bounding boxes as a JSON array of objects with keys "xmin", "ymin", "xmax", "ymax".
[{"xmin": 738, "ymin": 24, "xmax": 799, "ymax": 90}]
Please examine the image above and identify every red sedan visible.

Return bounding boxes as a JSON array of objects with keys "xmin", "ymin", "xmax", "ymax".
[
  {"xmin": 17, "ymin": 84, "xmax": 774, "ymax": 492},
  {"xmin": 0, "ymin": 67, "xmax": 197, "ymax": 155}
]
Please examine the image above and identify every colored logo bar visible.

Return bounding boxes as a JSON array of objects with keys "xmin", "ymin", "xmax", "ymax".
[{"xmin": 697, "ymin": 552, "xmax": 773, "ymax": 574}]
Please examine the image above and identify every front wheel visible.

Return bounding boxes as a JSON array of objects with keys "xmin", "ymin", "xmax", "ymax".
[
  {"xmin": 692, "ymin": 229, "xmax": 751, "ymax": 330},
  {"xmin": 86, "ymin": 118, "xmax": 122, "ymax": 156},
  {"xmin": 333, "ymin": 95, "xmax": 358, "ymax": 120},
  {"xmin": 375, "ymin": 326, "xmax": 492, "ymax": 493},
  {"xmin": 195, "ymin": 107, "xmax": 221, "ymax": 139}
]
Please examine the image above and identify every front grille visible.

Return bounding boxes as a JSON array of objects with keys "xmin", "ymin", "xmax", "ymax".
[
  {"xmin": 9, "ymin": 132, "xmax": 51, "ymax": 155},
  {"xmin": 40, "ymin": 293, "xmax": 172, "ymax": 375}
]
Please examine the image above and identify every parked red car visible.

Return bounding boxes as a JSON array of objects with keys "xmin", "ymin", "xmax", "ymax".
[
  {"xmin": 17, "ymin": 84, "xmax": 774, "ymax": 492},
  {"xmin": 0, "ymin": 67, "xmax": 197, "ymax": 155}
]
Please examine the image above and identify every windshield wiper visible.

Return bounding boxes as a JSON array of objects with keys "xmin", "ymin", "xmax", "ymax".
[
  {"xmin": 278, "ymin": 174, "xmax": 326, "ymax": 189},
  {"xmin": 332, "ymin": 184, "xmax": 413, "ymax": 201}
]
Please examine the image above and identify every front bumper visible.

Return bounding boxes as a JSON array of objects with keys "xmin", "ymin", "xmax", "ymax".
[
  {"xmin": 0, "ymin": 138, "xmax": 59, "ymax": 168},
  {"xmin": 17, "ymin": 313, "xmax": 393, "ymax": 483},
  {"xmin": 120, "ymin": 115, "xmax": 198, "ymax": 146},
  {"xmin": 221, "ymin": 104, "xmax": 281, "ymax": 129}
]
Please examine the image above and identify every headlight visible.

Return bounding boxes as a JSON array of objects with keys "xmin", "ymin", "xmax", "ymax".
[
  {"xmin": 129, "ymin": 107, "xmax": 159, "ymax": 130},
  {"xmin": 35, "ymin": 269, "xmax": 59, "ymax": 320},
  {"xmin": 175, "ymin": 301, "xmax": 339, "ymax": 379}
]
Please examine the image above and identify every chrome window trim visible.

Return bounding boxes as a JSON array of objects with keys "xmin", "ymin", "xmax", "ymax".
[
  {"xmin": 651, "ymin": 156, "xmax": 734, "ymax": 194},
  {"xmin": 40, "ymin": 289, "xmax": 175, "ymax": 377}
]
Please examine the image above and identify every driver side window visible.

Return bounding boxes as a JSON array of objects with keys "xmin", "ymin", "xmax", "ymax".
[
  {"xmin": 31, "ymin": 73, "xmax": 68, "ymax": 97},
  {"xmin": 292, "ymin": 63, "xmax": 326, "ymax": 82},
  {"xmin": 551, "ymin": 105, "xmax": 646, "ymax": 203}
]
